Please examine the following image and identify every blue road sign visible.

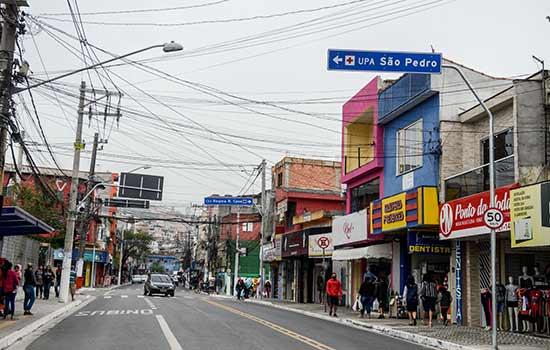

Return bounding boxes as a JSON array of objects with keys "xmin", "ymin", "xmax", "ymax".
[
  {"xmin": 327, "ymin": 49, "xmax": 442, "ymax": 74},
  {"xmin": 204, "ymin": 197, "xmax": 254, "ymax": 206}
]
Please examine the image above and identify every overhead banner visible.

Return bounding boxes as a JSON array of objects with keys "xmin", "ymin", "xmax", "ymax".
[
  {"xmin": 308, "ymin": 233, "xmax": 334, "ymax": 257},
  {"xmin": 439, "ymin": 184, "xmax": 518, "ymax": 240},
  {"xmin": 510, "ymin": 182, "xmax": 550, "ymax": 248}
]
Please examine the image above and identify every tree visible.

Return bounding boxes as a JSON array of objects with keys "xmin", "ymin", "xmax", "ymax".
[
  {"xmin": 120, "ymin": 230, "xmax": 154, "ymax": 269},
  {"xmin": 150, "ymin": 261, "xmax": 165, "ymax": 273}
]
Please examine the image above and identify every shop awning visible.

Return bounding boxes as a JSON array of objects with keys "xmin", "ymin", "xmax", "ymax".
[
  {"xmin": 0, "ymin": 206, "xmax": 54, "ymax": 236},
  {"xmin": 332, "ymin": 243, "xmax": 392, "ymax": 261}
]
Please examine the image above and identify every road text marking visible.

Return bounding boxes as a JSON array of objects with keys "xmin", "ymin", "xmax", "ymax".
[
  {"xmin": 121, "ymin": 295, "xmax": 128, "ymax": 298},
  {"xmin": 75, "ymin": 309, "xmax": 154, "ymax": 317},
  {"xmin": 103, "ymin": 296, "xmax": 112, "ymax": 299},
  {"xmin": 156, "ymin": 315, "xmax": 183, "ymax": 350},
  {"xmin": 205, "ymin": 300, "xmax": 335, "ymax": 350}
]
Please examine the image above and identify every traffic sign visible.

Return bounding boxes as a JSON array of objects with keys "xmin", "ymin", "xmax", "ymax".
[
  {"xmin": 327, "ymin": 49, "xmax": 442, "ymax": 74},
  {"xmin": 317, "ymin": 236, "xmax": 330, "ymax": 249},
  {"xmin": 204, "ymin": 197, "xmax": 254, "ymax": 207},
  {"xmin": 483, "ymin": 208, "xmax": 505, "ymax": 230}
]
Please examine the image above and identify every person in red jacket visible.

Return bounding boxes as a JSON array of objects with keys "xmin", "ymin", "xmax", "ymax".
[
  {"xmin": 3, "ymin": 261, "xmax": 18, "ymax": 320},
  {"xmin": 326, "ymin": 272, "xmax": 343, "ymax": 317}
]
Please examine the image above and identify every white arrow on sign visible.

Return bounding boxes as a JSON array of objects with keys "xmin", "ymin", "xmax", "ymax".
[{"xmin": 333, "ymin": 55, "xmax": 343, "ymax": 65}]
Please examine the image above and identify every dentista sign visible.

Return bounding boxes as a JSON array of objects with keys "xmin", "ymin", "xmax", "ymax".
[{"xmin": 439, "ymin": 184, "xmax": 518, "ymax": 240}]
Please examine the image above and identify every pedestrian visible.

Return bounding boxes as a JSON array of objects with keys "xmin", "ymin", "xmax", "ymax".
[
  {"xmin": 420, "ymin": 274, "xmax": 437, "ymax": 327},
  {"xmin": 69, "ymin": 266, "xmax": 77, "ymax": 302},
  {"xmin": 375, "ymin": 272, "xmax": 389, "ymax": 319},
  {"xmin": 236, "ymin": 278, "xmax": 245, "ymax": 300},
  {"xmin": 326, "ymin": 272, "xmax": 342, "ymax": 317},
  {"xmin": 316, "ymin": 274, "xmax": 324, "ymax": 303},
  {"xmin": 55, "ymin": 266, "xmax": 62, "ymax": 298},
  {"xmin": 358, "ymin": 276, "xmax": 376, "ymax": 318},
  {"xmin": 43, "ymin": 266, "xmax": 54, "ymax": 300},
  {"xmin": 0, "ymin": 260, "xmax": 5, "ymax": 317},
  {"xmin": 403, "ymin": 275, "xmax": 419, "ymax": 326},
  {"xmin": 244, "ymin": 278, "xmax": 253, "ymax": 299},
  {"xmin": 438, "ymin": 285, "xmax": 452, "ymax": 326},
  {"xmin": 14, "ymin": 264, "xmax": 22, "ymax": 285},
  {"xmin": 264, "ymin": 279, "xmax": 271, "ymax": 298},
  {"xmin": 35, "ymin": 266, "xmax": 44, "ymax": 299},
  {"xmin": 3, "ymin": 261, "xmax": 18, "ymax": 320},
  {"xmin": 23, "ymin": 263, "xmax": 36, "ymax": 315}
]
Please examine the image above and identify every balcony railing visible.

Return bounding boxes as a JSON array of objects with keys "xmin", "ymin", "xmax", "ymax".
[{"xmin": 443, "ymin": 155, "xmax": 515, "ymax": 201}]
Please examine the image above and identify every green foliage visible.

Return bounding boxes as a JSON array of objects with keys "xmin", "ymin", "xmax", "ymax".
[
  {"xmin": 121, "ymin": 230, "xmax": 154, "ymax": 268},
  {"xmin": 150, "ymin": 261, "xmax": 165, "ymax": 273}
]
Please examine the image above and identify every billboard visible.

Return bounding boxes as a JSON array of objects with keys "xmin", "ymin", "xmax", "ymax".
[
  {"xmin": 118, "ymin": 173, "xmax": 164, "ymax": 201},
  {"xmin": 510, "ymin": 182, "xmax": 550, "ymax": 248}
]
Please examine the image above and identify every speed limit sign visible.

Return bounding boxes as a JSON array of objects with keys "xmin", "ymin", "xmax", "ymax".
[{"xmin": 483, "ymin": 208, "xmax": 505, "ymax": 230}]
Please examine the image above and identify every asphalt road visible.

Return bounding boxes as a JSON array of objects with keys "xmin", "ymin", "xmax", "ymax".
[{"xmin": 22, "ymin": 285, "xmax": 429, "ymax": 350}]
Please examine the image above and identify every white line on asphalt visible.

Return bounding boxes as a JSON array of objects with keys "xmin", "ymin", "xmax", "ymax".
[
  {"xmin": 156, "ymin": 315, "xmax": 183, "ymax": 350},
  {"xmin": 104, "ymin": 296, "xmax": 112, "ymax": 299},
  {"xmin": 121, "ymin": 295, "xmax": 128, "ymax": 298},
  {"xmin": 144, "ymin": 297, "xmax": 157, "ymax": 310},
  {"xmin": 137, "ymin": 295, "xmax": 145, "ymax": 298}
]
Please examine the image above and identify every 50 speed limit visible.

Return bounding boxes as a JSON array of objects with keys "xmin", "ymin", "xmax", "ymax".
[{"xmin": 483, "ymin": 208, "xmax": 505, "ymax": 230}]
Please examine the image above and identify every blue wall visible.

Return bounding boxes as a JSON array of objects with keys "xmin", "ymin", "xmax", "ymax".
[{"xmin": 382, "ymin": 94, "xmax": 440, "ymax": 197}]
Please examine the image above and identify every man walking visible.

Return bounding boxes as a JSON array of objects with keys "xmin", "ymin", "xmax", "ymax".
[
  {"xmin": 23, "ymin": 263, "xmax": 36, "ymax": 315},
  {"xmin": 54, "ymin": 266, "xmax": 62, "ymax": 298},
  {"xmin": 326, "ymin": 272, "xmax": 343, "ymax": 317},
  {"xmin": 69, "ymin": 266, "xmax": 77, "ymax": 302}
]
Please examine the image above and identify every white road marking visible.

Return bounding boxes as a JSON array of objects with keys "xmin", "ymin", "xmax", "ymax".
[
  {"xmin": 156, "ymin": 315, "xmax": 183, "ymax": 350},
  {"xmin": 144, "ymin": 297, "xmax": 157, "ymax": 310},
  {"xmin": 121, "ymin": 295, "xmax": 128, "ymax": 298},
  {"xmin": 75, "ymin": 309, "xmax": 153, "ymax": 317},
  {"xmin": 183, "ymin": 296, "xmax": 193, "ymax": 300},
  {"xmin": 104, "ymin": 296, "xmax": 112, "ymax": 299},
  {"xmin": 137, "ymin": 295, "xmax": 145, "ymax": 298}
]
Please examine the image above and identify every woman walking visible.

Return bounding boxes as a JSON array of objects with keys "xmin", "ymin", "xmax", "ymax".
[
  {"xmin": 403, "ymin": 275, "xmax": 419, "ymax": 326},
  {"xmin": 420, "ymin": 274, "xmax": 437, "ymax": 327},
  {"xmin": 43, "ymin": 266, "xmax": 54, "ymax": 300},
  {"xmin": 376, "ymin": 273, "xmax": 389, "ymax": 319},
  {"xmin": 34, "ymin": 266, "xmax": 44, "ymax": 299},
  {"xmin": 358, "ymin": 277, "xmax": 376, "ymax": 318},
  {"xmin": 3, "ymin": 261, "xmax": 19, "ymax": 320}
]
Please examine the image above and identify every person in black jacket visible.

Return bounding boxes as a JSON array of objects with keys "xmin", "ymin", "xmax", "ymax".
[
  {"xmin": 23, "ymin": 263, "xmax": 36, "ymax": 315},
  {"xmin": 376, "ymin": 273, "xmax": 389, "ymax": 319},
  {"xmin": 358, "ymin": 277, "xmax": 376, "ymax": 318}
]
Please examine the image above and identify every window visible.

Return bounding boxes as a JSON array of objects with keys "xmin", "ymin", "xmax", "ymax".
[
  {"xmin": 396, "ymin": 119, "xmax": 423, "ymax": 175},
  {"xmin": 350, "ymin": 178, "xmax": 380, "ymax": 213},
  {"xmin": 481, "ymin": 129, "xmax": 513, "ymax": 164},
  {"xmin": 277, "ymin": 172, "xmax": 283, "ymax": 187},
  {"xmin": 241, "ymin": 222, "xmax": 254, "ymax": 232}
]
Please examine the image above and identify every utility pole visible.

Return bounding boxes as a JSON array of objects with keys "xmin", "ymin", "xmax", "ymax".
[
  {"xmin": 233, "ymin": 211, "xmax": 240, "ymax": 296},
  {"xmin": 258, "ymin": 159, "xmax": 267, "ymax": 298},
  {"xmin": 14, "ymin": 130, "xmax": 24, "ymax": 186},
  {"xmin": 78, "ymin": 133, "xmax": 99, "ymax": 261},
  {"xmin": 117, "ymin": 228, "xmax": 124, "ymax": 286},
  {"xmin": 59, "ymin": 81, "xmax": 86, "ymax": 303},
  {"xmin": 0, "ymin": 3, "xmax": 20, "ymax": 213}
]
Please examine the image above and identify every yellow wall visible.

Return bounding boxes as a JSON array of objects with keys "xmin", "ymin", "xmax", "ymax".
[{"xmin": 344, "ymin": 111, "xmax": 374, "ymax": 172}]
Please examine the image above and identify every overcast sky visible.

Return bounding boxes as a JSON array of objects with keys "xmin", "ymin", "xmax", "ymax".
[{"xmin": 16, "ymin": 0, "xmax": 550, "ymax": 209}]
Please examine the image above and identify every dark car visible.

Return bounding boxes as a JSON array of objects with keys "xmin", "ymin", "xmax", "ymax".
[{"xmin": 144, "ymin": 274, "xmax": 175, "ymax": 297}]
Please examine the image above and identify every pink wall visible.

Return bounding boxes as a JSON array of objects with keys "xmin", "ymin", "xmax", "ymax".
[{"xmin": 341, "ymin": 77, "xmax": 384, "ymax": 214}]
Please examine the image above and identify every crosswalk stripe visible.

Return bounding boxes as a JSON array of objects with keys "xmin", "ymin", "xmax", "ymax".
[
  {"xmin": 104, "ymin": 296, "xmax": 111, "ymax": 299},
  {"xmin": 121, "ymin": 295, "xmax": 128, "ymax": 298},
  {"xmin": 137, "ymin": 295, "xmax": 145, "ymax": 298}
]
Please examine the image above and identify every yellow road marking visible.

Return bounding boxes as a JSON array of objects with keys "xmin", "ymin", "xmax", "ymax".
[{"xmin": 205, "ymin": 300, "xmax": 335, "ymax": 350}]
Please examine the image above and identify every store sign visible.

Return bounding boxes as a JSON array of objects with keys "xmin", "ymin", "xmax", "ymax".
[
  {"xmin": 455, "ymin": 241, "xmax": 463, "ymax": 325},
  {"xmin": 510, "ymin": 182, "xmax": 550, "ymax": 248},
  {"xmin": 276, "ymin": 200, "xmax": 287, "ymax": 223},
  {"xmin": 308, "ymin": 233, "xmax": 334, "ymax": 257},
  {"xmin": 262, "ymin": 235, "xmax": 282, "ymax": 262},
  {"xmin": 54, "ymin": 249, "xmax": 108, "ymax": 263},
  {"xmin": 282, "ymin": 231, "xmax": 308, "ymax": 257},
  {"xmin": 381, "ymin": 192, "xmax": 407, "ymax": 231},
  {"xmin": 407, "ymin": 232, "xmax": 450, "ymax": 254},
  {"xmin": 332, "ymin": 209, "xmax": 370, "ymax": 246},
  {"xmin": 439, "ymin": 184, "xmax": 517, "ymax": 240}
]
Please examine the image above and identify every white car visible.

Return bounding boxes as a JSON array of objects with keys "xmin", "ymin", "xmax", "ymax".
[{"xmin": 131, "ymin": 275, "xmax": 147, "ymax": 284}]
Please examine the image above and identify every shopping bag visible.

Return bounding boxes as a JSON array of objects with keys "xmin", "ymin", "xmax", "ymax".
[
  {"xmin": 352, "ymin": 297, "xmax": 363, "ymax": 312},
  {"xmin": 373, "ymin": 299, "xmax": 379, "ymax": 311}
]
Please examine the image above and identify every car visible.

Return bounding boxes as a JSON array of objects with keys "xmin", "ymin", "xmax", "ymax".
[
  {"xmin": 144, "ymin": 274, "xmax": 175, "ymax": 297},
  {"xmin": 131, "ymin": 275, "xmax": 147, "ymax": 284}
]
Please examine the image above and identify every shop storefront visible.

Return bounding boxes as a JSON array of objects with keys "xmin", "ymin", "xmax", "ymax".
[
  {"xmin": 263, "ymin": 234, "xmax": 282, "ymax": 299},
  {"xmin": 54, "ymin": 248, "xmax": 108, "ymax": 288},
  {"xmin": 370, "ymin": 186, "xmax": 440, "ymax": 294},
  {"xmin": 439, "ymin": 184, "xmax": 520, "ymax": 328}
]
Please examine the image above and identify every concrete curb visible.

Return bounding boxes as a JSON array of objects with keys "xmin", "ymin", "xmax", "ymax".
[
  {"xmin": 245, "ymin": 299, "xmax": 477, "ymax": 350},
  {"xmin": 0, "ymin": 295, "xmax": 96, "ymax": 350}
]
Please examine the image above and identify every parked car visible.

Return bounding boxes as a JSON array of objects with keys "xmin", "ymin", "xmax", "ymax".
[
  {"xmin": 144, "ymin": 274, "xmax": 175, "ymax": 297},
  {"xmin": 131, "ymin": 275, "xmax": 147, "ymax": 284}
]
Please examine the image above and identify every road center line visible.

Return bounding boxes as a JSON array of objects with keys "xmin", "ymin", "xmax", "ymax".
[
  {"xmin": 156, "ymin": 315, "xmax": 183, "ymax": 350},
  {"xmin": 144, "ymin": 297, "xmax": 158, "ymax": 310},
  {"xmin": 205, "ymin": 300, "xmax": 335, "ymax": 350}
]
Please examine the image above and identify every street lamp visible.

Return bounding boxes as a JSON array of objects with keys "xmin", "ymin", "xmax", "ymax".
[
  {"xmin": 127, "ymin": 165, "xmax": 151, "ymax": 174},
  {"xmin": 58, "ymin": 43, "xmax": 182, "ymax": 303}
]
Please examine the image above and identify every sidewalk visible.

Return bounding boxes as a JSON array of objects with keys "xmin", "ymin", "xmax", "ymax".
[
  {"xmin": 245, "ymin": 298, "xmax": 550, "ymax": 350},
  {"xmin": 0, "ymin": 293, "xmax": 93, "ymax": 349}
]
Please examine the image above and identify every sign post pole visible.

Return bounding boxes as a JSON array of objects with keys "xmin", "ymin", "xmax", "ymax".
[{"xmin": 322, "ymin": 247, "xmax": 326, "ymax": 313}]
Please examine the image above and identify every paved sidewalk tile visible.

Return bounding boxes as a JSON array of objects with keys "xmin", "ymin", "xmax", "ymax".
[
  {"xmin": 255, "ymin": 299, "xmax": 550, "ymax": 350},
  {"xmin": 0, "ymin": 294, "xmax": 85, "ymax": 340}
]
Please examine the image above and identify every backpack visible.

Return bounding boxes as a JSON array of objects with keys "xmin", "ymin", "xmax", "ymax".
[{"xmin": 406, "ymin": 284, "xmax": 418, "ymax": 304}]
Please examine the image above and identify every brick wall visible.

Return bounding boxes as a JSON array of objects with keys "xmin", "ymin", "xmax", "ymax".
[{"xmin": 272, "ymin": 157, "xmax": 341, "ymax": 192}]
